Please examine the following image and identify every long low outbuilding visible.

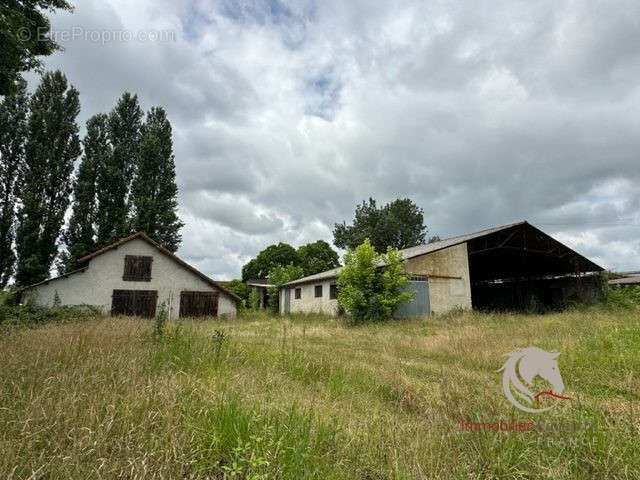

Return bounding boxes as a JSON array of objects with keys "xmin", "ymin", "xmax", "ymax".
[
  {"xmin": 279, "ymin": 221, "xmax": 604, "ymax": 317},
  {"xmin": 20, "ymin": 232, "xmax": 240, "ymax": 318}
]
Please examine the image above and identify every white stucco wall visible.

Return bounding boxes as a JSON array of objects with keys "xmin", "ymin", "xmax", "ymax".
[
  {"xmin": 21, "ymin": 238, "xmax": 236, "ymax": 318},
  {"xmin": 279, "ymin": 279, "xmax": 338, "ymax": 316},
  {"xmin": 279, "ymin": 243, "xmax": 472, "ymax": 317}
]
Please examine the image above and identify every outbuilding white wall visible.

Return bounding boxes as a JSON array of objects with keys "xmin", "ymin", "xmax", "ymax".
[
  {"xmin": 279, "ymin": 279, "xmax": 338, "ymax": 316},
  {"xmin": 21, "ymin": 238, "xmax": 236, "ymax": 318},
  {"xmin": 279, "ymin": 243, "xmax": 472, "ymax": 317}
]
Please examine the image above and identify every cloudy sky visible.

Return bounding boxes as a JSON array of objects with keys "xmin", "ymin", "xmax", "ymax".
[{"xmin": 35, "ymin": 0, "xmax": 640, "ymax": 279}]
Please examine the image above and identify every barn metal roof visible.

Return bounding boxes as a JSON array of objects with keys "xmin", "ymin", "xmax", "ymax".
[
  {"xmin": 283, "ymin": 220, "xmax": 603, "ymax": 286},
  {"xmin": 609, "ymin": 272, "xmax": 640, "ymax": 285}
]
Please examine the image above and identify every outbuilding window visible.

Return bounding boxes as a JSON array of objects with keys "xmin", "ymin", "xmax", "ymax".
[
  {"xmin": 295, "ymin": 288, "xmax": 301, "ymax": 299},
  {"xmin": 123, "ymin": 255, "xmax": 152, "ymax": 281},
  {"xmin": 314, "ymin": 285, "xmax": 323, "ymax": 297},
  {"xmin": 329, "ymin": 284, "xmax": 338, "ymax": 299}
]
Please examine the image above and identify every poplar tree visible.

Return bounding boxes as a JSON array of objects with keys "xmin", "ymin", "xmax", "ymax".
[
  {"xmin": 0, "ymin": 80, "xmax": 28, "ymax": 286},
  {"xmin": 95, "ymin": 92, "xmax": 142, "ymax": 247},
  {"xmin": 130, "ymin": 106, "xmax": 183, "ymax": 251},
  {"xmin": 58, "ymin": 114, "xmax": 110, "ymax": 273},
  {"xmin": 0, "ymin": 0, "xmax": 73, "ymax": 95},
  {"xmin": 15, "ymin": 71, "xmax": 81, "ymax": 286}
]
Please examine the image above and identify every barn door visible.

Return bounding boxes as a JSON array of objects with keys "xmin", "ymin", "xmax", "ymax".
[
  {"xmin": 393, "ymin": 280, "xmax": 430, "ymax": 317},
  {"xmin": 111, "ymin": 290, "xmax": 158, "ymax": 317},
  {"xmin": 179, "ymin": 291, "xmax": 219, "ymax": 317}
]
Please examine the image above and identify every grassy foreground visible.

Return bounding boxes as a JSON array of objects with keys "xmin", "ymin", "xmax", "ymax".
[{"xmin": 0, "ymin": 308, "xmax": 638, "ymax": 479}]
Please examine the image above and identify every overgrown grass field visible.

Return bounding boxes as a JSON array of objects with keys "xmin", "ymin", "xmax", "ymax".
[{"xmin": 0, "ymin": 307, "xmax": 638, "ymax": 479}]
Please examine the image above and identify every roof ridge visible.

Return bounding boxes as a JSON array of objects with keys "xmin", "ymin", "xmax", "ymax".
[{"xmin": 397, "ymin": 220, "xmax": 527, "ymax": 254}]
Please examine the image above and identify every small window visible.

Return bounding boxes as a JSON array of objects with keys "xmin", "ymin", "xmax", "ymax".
[
  {"xmin": 123, "ymin": 255, "xmax": 153, "ymax": 281},
  {"xmin": 329, "ymin": 284, "xmax": 338, "ymax": 299},
  {"xmin": 294, "ymin": 288, "xmax": 301, "ymax": 299},
  {"xmin": 314, "ymin": 285, "xmax": 323, "ymax": 297}
]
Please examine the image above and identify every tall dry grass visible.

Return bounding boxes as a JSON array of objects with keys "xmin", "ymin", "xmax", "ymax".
[{"xmin": 0, "ymin": 307, "xmax": 638, "ymax": 479}]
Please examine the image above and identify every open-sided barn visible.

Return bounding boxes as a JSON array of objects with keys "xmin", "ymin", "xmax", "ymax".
[
  {"xmin": 279, "ymin": 221, "xmax": 604, "ymax": 316},
  {"xmin": 20, "ymin": 232, "xmax": 240, "ymax": 318}
]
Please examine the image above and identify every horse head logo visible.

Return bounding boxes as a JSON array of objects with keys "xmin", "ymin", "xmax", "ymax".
[{"xmin": 498, "ymin": 347, "xmax": 570, "ymax": 413}]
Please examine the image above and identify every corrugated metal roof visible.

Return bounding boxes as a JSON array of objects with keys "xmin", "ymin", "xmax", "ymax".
[
  {"xmin": 284, "ymin": 267, "xmax": 343, "ymax": 285},
  {"xmin": 284, "ymin": 221, "xmax": 527, "ymax": 286},
  {"xmin": 609, "ymin": 275, "xmax": 640, "ymax": 285}
]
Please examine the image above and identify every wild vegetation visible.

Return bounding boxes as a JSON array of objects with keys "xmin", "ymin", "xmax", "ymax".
[
  {"xmin": 338, "ymin": 239, "xmax": 412, "ymax": 324},
  {"xmin": 0, "ymin": 297, "xmax": 638, "ymax": 479}
]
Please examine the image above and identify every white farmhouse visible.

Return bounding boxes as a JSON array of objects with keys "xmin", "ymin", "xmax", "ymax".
[{"xmin": 20, "ymin": 232, "xmax": 239, "ymax": 318}]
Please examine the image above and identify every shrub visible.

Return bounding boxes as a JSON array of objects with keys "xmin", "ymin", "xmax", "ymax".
[
  {"xmin": 227, "ymin": 279, "xmax": 251, "ymax": 310},
  {"xmin": 248, "ymin": 288, "xmax": 261, "ymax": 310},
  {"xmin": 603, "ymin": 284, "xmax": 640, "ymax": 309},
  {"xmin": 267, "ymin": 265, "xmax": 304, "ymax": 314},
  {"xmin": 337, "ymin": 239, "xmax": 413, "ymax": 324},
  {"xmin": 0, "ymin": 300, "xmax": 102, "ymax": 328},
  {"xmin": 153, "ymin": 302, "xmax": 168, "ymax": 339}
]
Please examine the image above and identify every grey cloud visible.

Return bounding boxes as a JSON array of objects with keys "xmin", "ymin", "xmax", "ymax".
[
  {"xmin": 34, "ymin": 0, "xmax": 640, "ymax": 279},
  {"xmin": 185, "ymin": 192, "xmax": 285, "ymax": 235}
]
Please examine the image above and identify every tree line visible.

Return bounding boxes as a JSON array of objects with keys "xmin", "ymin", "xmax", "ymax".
[
  {"xmin": 230, "ymin": 197, "xmax": 434, "ymax": 309},
  {"xmin": 0, "ymin": 71, "xmax": 182, "ymax": 287}
]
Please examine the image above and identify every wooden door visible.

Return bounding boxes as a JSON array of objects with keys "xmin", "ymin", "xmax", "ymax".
[
  {"xmin": 111, "ymin": 290, "xmax": 158, "ymax": 317},
  {"xmin": 179, "ymin": 291, "xmax": 219, "ymax": 317}
]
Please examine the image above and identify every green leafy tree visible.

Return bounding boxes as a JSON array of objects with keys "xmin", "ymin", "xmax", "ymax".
[
  {"xmin": 58, "ymin": 114, "xmax": 109, "ymax": 273},
  {"xmin": 242, "ymin": 242, "xmax": 299, "ymax": 281},
  {"xmin": 0, "ymin": 79, "xmax": 28, "ymax": 286},
  {"xmin": 0, "ymin": 1, "xmax": 73, "ymax": 95},
  {"xmin": 226, "ymin": 279, "xmax": 250, "ymax": 306},
  {"xmin": 297, "ymin": 240, "xmax": 339, "ymax": 276},
  {"xmin": 130, "ymin": 106, "xmax": 183, "ymax": 251},
  {"xmin": 267, "ymin": 264, "xmax": 304, "ymax": 313},
  {"xmin": 337, "ymin": 239, "xmax": 412, "ymax": 324},
  {"xmin": 15, "ymin": 71, "xmax": 81, "ymax": 285},
  {"xmin": 333, "ymin": 198, "xmax": 427, "ymax": 253},
  {"xmin": 428, "ymin": 235, "xmax": 441, "ymax": 243},
  {"xmin": 95, "ymin": 92, "xmax": 142, "ymax": 247}
]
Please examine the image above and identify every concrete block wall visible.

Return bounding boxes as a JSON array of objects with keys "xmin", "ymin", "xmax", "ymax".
[{"xmin": 405, "ymin": 243, "xmax": 472, "ymax": 314}]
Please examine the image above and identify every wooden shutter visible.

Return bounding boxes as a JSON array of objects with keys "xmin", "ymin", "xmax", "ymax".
[
  {"xmin": 111, "ymin": 290, "xmax": 157, "ymax": 317},
  {"xmin": 179, "ymin": 291, "xmax": 219, "ymax": 317},
  {"xmin": 123, "ymin": 255, "xmax": 153, "ymax": 281}
]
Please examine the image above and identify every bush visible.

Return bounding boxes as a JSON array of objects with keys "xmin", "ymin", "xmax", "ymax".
[
  {"xmin": 226, "ymin": 279, "xmax": 250, "ymax": 310},
  {"xmin": 602, "ymin": 284, "xmax": 640, "ymax": 309},
  {"xmin": 267, "ymin": 265, "xmax": 304, "ymax": 314},
  {"xmin": 337, "ymin": 239, "xmax": 413, "ymax": 324},
  {"xmin": 0, "ymin": 292, "xmax": 102, "ymax": 328},
  {"xmin": 153, "ymin": 302, "xmax": 168, "ymax": 339},
  {"xmin": 248, "ymin": 288, "xmax": 261, "ymax": 310}
]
